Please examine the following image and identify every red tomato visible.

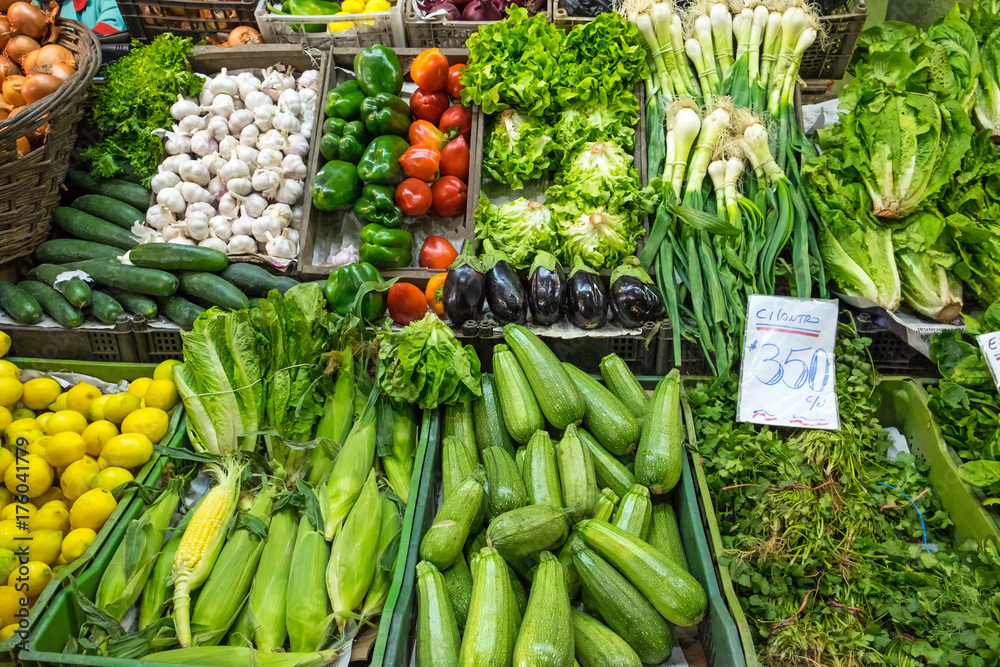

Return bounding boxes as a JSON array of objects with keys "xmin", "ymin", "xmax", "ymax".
[
  {"xmin": 447, "ymin": 63, "xmax": 467, "ymax": 99},
  {"xmin": 409, "ymin": 88, "xmax": 450, "ymax": 124},
  {"xmin": 410, "ymin": 49, "xmax": 449, "ymax": 92},
  {"xmin": 431, "ymin": 176, "xmax": 468, "ymax": 218},
  {"xmin": 388, "ymin": 282, "xmax": 428, "ymax": 326},
  {"xmin": 419, "ymin": 236, "xmax": 458, "ymax": 269},
  {"xmin": 395, "ymin": 178, "xmax": 433, "ymax": 216},
  {"xmin": 399, "ymin": 145, "xmax": 441, "ymax": 182},
  {"xmin": 408, "ymin": 119, "xmax": 448, "ymax": 151},
  {"xmin": 440, "ymin": 135, "xmax": 470, "ymax": 182},
  {"xmin": 439, "ymin": 104, "xmax": 472, "ymax": 142}
]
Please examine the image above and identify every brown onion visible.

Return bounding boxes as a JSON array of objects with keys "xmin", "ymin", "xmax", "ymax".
[
  {"xmin": 226, "ymin": 26, "xmax": 262, "ymax": 46},
  {"xmin": 0, "ymin": 56, "xmax": 20, "ymax": 82},
  {"xmin": 20, "ymin": 47, "xmax": 37, "ymax": 73},
  {"xmin": 0, "ymin": 17, "xmax": 10, "ymax": 52},
  {"xmin": 21, "ymin": 72, "xmax": 58, "ymax": 103},
  {"xmin": 8, "ymin": 2, "xmax": 46, "ymax": 39},
  {"xmin": 31, "ymin": 43, "xmax": 73, "ymax": 71},
  {"xmin": 16, "ymin": 135, "xmax": 30, "ymax": 156},
  {"xmin": 0, "ymin": 0, "xmax": 15, "ymax": 11},
  {"xmin": 27, "ymin": 121, "xmax": 47, "ymax": 147},
  {"xmin": 3, "ymin": 75, "xmax": 25, "ymax": 106},
  {"xmin": 5, "ymin": 35, "xmax": 40, "ymax": 64},
  {"xmin": 45, "ymin": 61, "xmax": 73, "ymax": 81}
]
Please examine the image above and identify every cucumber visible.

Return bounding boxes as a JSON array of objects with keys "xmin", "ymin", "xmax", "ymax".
[
  {"xmin": 558, "ymin": 488, "xmax": 619, "ymax": 598},
  {"xmin": 0, "ymin": 280, "xmax": 42, "ymax": 324},
  {"xmin": 482, "ymin": 447, "xmax": 528, "ymax": 518},
  {"xmin": 179, "ymin": 272, "xmax": 250, "ymax": 311},
  {"xmin": 91, "ymin": 290, "xmax": 125, "ymax": 324},
  {"xmin": 460, "ymin": 547, "xmax": 517, "ymax": 667},
  {"xmin": 493, "ymin": 344, "xmax": 544, "ymax": 445},
  {"xmin": 563, "ymin": 363, "xmax": 639, "ymax": 455},
  {"xmin": 599, "ymin": 353, "xmax": 650, "ymax": 424},
  {"xmin": 440, "ymin": 554, "xmax": 473, "ymax": 628},
  {"xmin": 557, "ymin": 425, "xmax": 597, "ymax": 522},
  {"xmin": 419, "ymin": 469, "xmax": 485, "ymax": 570},
  {"xmin": 523, "ymin": 430, "xmax": 562, "ymax": 510},
  {"xmin": 503, "ymin": 324, "xmax": 584, "ymax": 429},
  {"xmin": 34, "ymin": 264, "xmax": 92, "ymax": 308},
  {"xmin": 512, "ymin": 552, "xmax": 574, "ymax": 667},
  {"xmin": 71, "ymin": 195, "xmax": 145, "ymax": 230},
  {"xmin": 68, "ymin": 171, "xmax": 151, "ymax": 210},
  {"xmin": 443, "ymin": 402, "xmax": 478, "ymax": 466},
  {"xmin": 612, "ymin": 484, "xmax": 652, "ymax": 540},
  {"xmin": 416, "ymin": 561, "xmax": 461, "ymax": 667},
  {"xmin": 18, "ymin": 281, "xmax": 83, "ymax": 328},
  {"xmin": 473, "ymin": 374, "xmax": 516, "ymax": 458},
  {"xmin": 578, "ymin": 429, "xmax": 634, "ymax": 499},
  {"xmin": 219, "ymin": 263, "xmax": 298, "ymax": 297},
  {"xmin": 248, "ymin": 297, "xmax": 262, "ymax": 309},
  {"xmin": 649, "ymin": 503, "xmax": 688, "ymax": 571},
  {"xmin": 635, "ymin": 369, "xmax": 682, "ymax": 494},
  {"xmin": 52, "ymin": 207, "xmax": 139, "ymax": 250},
  {"xmin": 576, "ymin": 519, "xmax": 706, "ymax": 627},
  {"xmin": 156, "ymin": 296, "xmax": 205, "ymax": 329},
  {"xmin": 35, "ymin": 239, "xmax": 123, "ymax": 264},
  {"xmin": 486, "ymin": 505, "xmax": 568, "ymax": 562},
  {"xmin": 571, "ymin": 610, "xmax": 641, "ymax": 667},
  {"xmin": 129, "ymin": 244, "xmax": 229, "ymax": 272},
  {"xmin": 64, "ymin": 259, "xmax": 178, "ymax": 297},
  {"xmin": 109, "ymin": 290, "xmax": 158, "ymax": 318},
  {"xmin": 572, "ymin": 545, "xmax": 673, "ymax": 664}
]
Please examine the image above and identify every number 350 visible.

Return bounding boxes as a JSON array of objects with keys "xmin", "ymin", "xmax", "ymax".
[{"xmin": 754, "ymin": 344, "xmax": 830, "ymax": 391}]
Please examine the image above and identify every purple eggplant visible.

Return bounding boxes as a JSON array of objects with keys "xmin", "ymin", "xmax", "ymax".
[
  {"xmin": 482, "ymin": 241, "xmax": 527, "ymax": 325},
  {"xmin": 528, "ymin": 251, "xmax": 565, "ymax": 325},
  {"xmin": 566, "ymin": 256, "xmax": 607, "ymax": 329},
  {"xmin": 443, "ymin": 242, "xmax": 485, "ymax": 325},
  {"xmin": 609, "ymin": 256, "xmax": 663, "ymax": 328}
]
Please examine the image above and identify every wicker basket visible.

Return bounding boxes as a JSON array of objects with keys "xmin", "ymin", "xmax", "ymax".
[{"xmin": 0, "ymin": 19, "xmax": 100, "ymax": 264}]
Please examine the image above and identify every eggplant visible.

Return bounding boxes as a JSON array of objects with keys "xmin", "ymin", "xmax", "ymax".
[
  {"xmin": 528, "ymin": 252, "xmax": 565, "ymax": 325},
  {"xmin": 442, "ymin": 243, "xmax": 485, "ymax": 325},
  {"xmin": 482, "ymin": 241, "xmax": 527, "ymax": 325},
  {"xmin": 566, "ymin": 256, "xmax": 607, "ymax": 329},
  {"xmin": 609, "ymin": 257, "xmax": 663, "ymax": 328}
]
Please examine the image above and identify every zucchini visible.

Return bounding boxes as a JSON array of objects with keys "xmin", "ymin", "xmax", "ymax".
[
  {"xmin": 464, "ymin": 530, "xmax": 487, "ymax": 565},
  {"xmin": 557, "ymin": 425, "xmax": 597, "ymax": 522},
  {"xmin": 35, "ymin": 239, "xmax": 123, "ymax": 264},
  {"xmin": 91, "ymin": 290, "xmax": 125, "ymax": 324},
  {"xmin": 493, "ymin": 344, "xmax": 544, "ymax": 445},
  {"xmin": 34, "ymin": 264, "xmax": 92, "ymax": 308},
  {"xmin": 109, "ymin": 290, "xmax": 158, "ymax": 319},
  {"xmin": 460, "ymin": 547, "xmax": 517, "ymax": 667},
  {"xmin": 441, "ymin": 436, "xmax": 476, "ymax": 501},
  {"xmin": 179, "ymin": 272, "xmax": 249, "ymax": 311},
  {"xmin": 482, "ymin": 447, "xmax": 528, "ymax": 518},
  {"xmin": 443, "ymin": 402, "xmax": 478, "ymax": 466},
  {"xmin": 515, "ymin": 447, "xmax": 526, "ymax": 475},
  {"xmin": 68, "ymin": 171, "xmax": 151, "ymax": 210},
  {"xmin": 419, "ymin": 469, "xmax": 485, "ymax": 570},
  {"xmin": 0, "ymin": 280, "xmax": 42, "ymax": 324},
  {"xmin": 129, "ymin": 244, "xmax": 229, "ymax": 272},
  {"xmin": 523, "ymin": 430, "xmax": 562, "ymax": 509},
  {"xmin": 18, "ymin": 281, "xmax": 83, "ymax": 328},
  {"xmin": 512, "ymin": 552, "xmax": 574, "ymax": 667},
  {"xmin": 486, "ymin": 504, "xmax": 568, "ymax": 562},
  {"xmin": 649, "ymin": 503, "xmax": 688, "ymax": 571},
  {"xmin": 634, "ymin": 369, "xmax": 682, "ymax": 494},
  {"xmin": 577, "ymin": 429, "xmax": 634, "ymax": 499},
  {"xmin": 503, "ymin": 324, "xmax": 584, "ymax": 429},
  {"xmin": 576, "ymin": 519, "xmax": 706, "ymax": 627},
  {"xmin": 472, "ymin": 374, "xmax": 516, "ymax": 458},
  {"xmin": 52, "ymin": 207, "xmax": 138, "ymax": 250},
  {"xmin": 572, "ymin": 545, "xmax": 673, "ymax": 664},
  {"xmin": 416, "ymin": 561, "xmax": 461, "ymax": 667},
  {"xmin": 563, "ymin": 364, "xmax": 639, "ymax": 455},
  {"xmin": 612, "ymin": 484, "xmax": 652, "ymax": 540},
  {"xmin": 557, "ymin": 488, "xmax": 618, "ymax": 598},
  {"xmin": 507, "ymin": 564, "xmax": 527, "ymax": 622},
  {"xmin": 571, "ymin": 611, "xmax": 641, "ymax": 667},
  {"xmin": 599, "ymin": 354, "xmax": 650, "ymax": 424},
  {"xmin": 220, "ymin": 263, "xmax": 298, "ymax": 297},
  {"xmin": 156, "ymin": 296, "xmax": 205, "ymax": 329},
  {"xmin": 71, "ymin": 194, "xmax": 144, "ymax": 230},
  {"xmin": 440, "ymin": 554, "xmax": 473, "ymax": 628},
  {"xmin": 64, "ymin": 259, "xmax": 178, "ymax": 297}
]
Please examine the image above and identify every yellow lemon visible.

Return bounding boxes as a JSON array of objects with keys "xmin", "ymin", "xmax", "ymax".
[
  {"xmin": 66, "ymin": 382, "xmax": 101, "ymax": 417},
  {"xmin": 0, "ymin": 503, "xmax": 34, "ymax": 522},
  {"xmin": 90, "ymin": 467, "xmax": 133, "ymax": 494},
  {"xmin": 0, "ymin": 449, "xmax": 11, "ymax": 480},
  {"xmin": 341, "ymin": 0, "xmax": 364, "ymax": 11},
  {"xmin": 61, "ymin": 527, "xmax": 95, "ymax": 563},
  {"xmin": 44, "ymin": 410, "xmax": 88, "ymax": 437},
  {"xmin": 39, "ymin": 499, "xmax": 65, "ymax": 510},
  {"xmin": 0, "ymin": 333, "xmax": 9, "ymax": 359},
  {"xmin": 127, "ymin": 377, "xmax": 153, "ymax": 398},
  {"xmin": 24, "ymin": 436, "xmax": 48, "ymax": 458},
  {"xmin": 33, "ymin": 486, "xmax": 62, "ymax": 507},
  {"xmin": 0, "ymin": 521, "xmax": 28, "ymax": 552},
  {"xmin": 81, "ymin": 421, "xmax": 118, "ymax": 458},
  {"xmin": 153, "ymin": 360, "xmax": 181, "ymax": 381},
  {"xmin": 96, "ymin": 457, "xmax": 109, "ymax": 470},
  {"xmin": 0, "ymin": 360, "xmax": 18, "ymax": 380},
  {"xmin": 0, "ymin": 551, "xmax": 15, "ymax": 585},
  {"xmin": 10, "ymin": 561, "xmax": 52, "ymax": 597},
  {"xmin": 89, "ymin": 395, "xmax": 110, "ymax": 422},
  {"xmin": 9, "ymin": 409, "xmax": 33, "ymax": 422},
  {"xmin": 59, "ymin": 457, "xmax": 100, "ymax": 501},
  {"xmin": 48, "ymin": 392, "xmax": 68, "ymax": 412},
  {"xmin": 142, "ymin": 380, "xmax": 178, "ymax": 412},
  {"xmin": 0, "ymin": 379, "xmax": 21, "ymax": 409},
  {"xmin": 0, "ymin": 586, "xmax": 19, "ymax": 628},
  {"xmin": 69, "ymin": 488, "xmax": 116, "ymax": 532},
  {"xmin": 43, "ymin": 432, "xmax": 86, "ymax": 468},
  {"xmin": 364, "ymin": 0, "xmax": 390, "ymax": 10},
  {"xmin": 21, "ymin": 378, "xmax": 61, "ymax": 411},
  {"xmin": 0, "ymin": 489, "xmax": 10, "ymax": 508},
  {"xmin": 4, "ymin": 455, "xmax": 52, "ymax": 499},
  {"xmin": 99, "ymin": 433, "xmax": 152, "ymax": 470},
  {"xmin": 0, "ymin": 623, "xmax": 18, "ymax": 642},
  {"xmin": 120, "ymin": 408, "xmax": 169, "ymax": 444},
  {"xmin": 0, "ymin": 407, "xmax": 10, "ymax": 437},
  {"xmin": 5, "ymin": 419, "xmax": 38, "ymax": 442},
  {"xmin": 33, "ymin": 413, "xmax": 50, "ymax": 432},
  {"xmin": 30, "ymin": 505, "xmax": 69, "ymax": 534},
  {"xmin": 102, "ymin": 393, "xmax": 141, "ymax": 426},
  {"xmin": 27, "ymin": 530, "xmax": 61, "ymax": 565}
]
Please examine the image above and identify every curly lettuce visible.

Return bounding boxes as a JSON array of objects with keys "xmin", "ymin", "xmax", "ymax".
[
  {"xmin": 474, "ymin": 195, "xmax": 560, "ymax": 268},
  {"xmin": 553, "ymin": 93, "xmax": 639, "ymax": 160},
  {"xmin": 548, "ymin": 201, "xmax": 642, "ymax": 270},
  {"xmin": 483, "ymin": 110, "xmax": 556, "ymax": 189},
  {"xmin": 556, "ymin": 12, "xmax": 648, "ymax": 108}
]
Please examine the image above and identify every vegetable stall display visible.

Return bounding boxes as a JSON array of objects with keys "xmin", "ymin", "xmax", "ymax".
[{"xmin": 411, "ymin": 0, "xmax": 545, "ymax": 25}]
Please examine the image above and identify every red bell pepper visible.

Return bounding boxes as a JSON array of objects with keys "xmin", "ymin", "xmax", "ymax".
[
  {"xmin": 439, "ymin": 104, "xmax": 471, "ymax": 142},
  {"xmin": 399, "ymin": 145, "xmax": 441, "ymax": 182},
  {"xmin": 447, "ymin": 64, "xmax": 466, "ymax": 99},
  {"xmin": 396, "ymin": 178, "xmax": 433, "ymax": 216},
  {"xmin": 431, "ymin": 175, "xmax": 467, "ymax": 218},
  {"xmin": 410, "ymin": 49, "xmax": 449, "ymax": 92},
  {"xmin": 408, "ymin": 119, "xmax": 448, "ymax": 151},
  {"xmin": 440, "ymin": 135, "xmax": 470, "ymax": 182},
  {"xmin": 409, "ymin": 88, "xmax": 450, "ymax": 124}
]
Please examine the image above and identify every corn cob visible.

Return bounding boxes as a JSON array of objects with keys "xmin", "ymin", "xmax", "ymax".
[
  {"xmin": 327, "ymin": 470, "xmax": 383, "ymax": 631},
  {"xmin": 97, "ymin": 477, "xmax": 184, "ymax": 620},
  {"xmin": 309, "ymin": 346, "xmax": 355, "ymax": 487},
  {"xmin": 138, "ymin": 496, "xmax": 202, "ymax": 630},
  {"xmin": 172, "ymin": 459, "xmax": 245, "ymax": 648},
  {"xmin": 286, "ymin": 512, "xmax": 333, "ymax": 653},
  {"xmin": 381, "ymin": 401, "xmax": 417, "ymax": 502},
  {"xmin": 361, "ymin": 495, "xmax": 402, "ymax": 620},
  {"xmin": 241, "ymin": 507, "xmax": 297, "ymax": 651},
  {"xmin": 144, "ymin": 647, "xmax": 341, "ymax": 666},
  {"xmin": 321, "ymin": 390, "xmax": 377, "ymax": 540},
  {"xmin": 190, "ymin": 483, "xmax": 276, "ymax": 646}
]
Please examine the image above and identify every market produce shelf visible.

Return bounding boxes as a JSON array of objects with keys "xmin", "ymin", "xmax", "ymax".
[
  {"xmin": 115, "ymin": 0, "xmax": 260, "ymax": 43},
  {"xmin": 403, "ymin": 0, "xmax": 553, "ymax": 49},
  {"xmin": 256, "ymin": 0, "xmax": 406, "ymax": 48}
]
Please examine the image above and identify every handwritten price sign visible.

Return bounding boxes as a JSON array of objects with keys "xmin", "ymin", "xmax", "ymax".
[
  {"xmin": 976, "ymin": 332, "xmax": 1000, "ymax": 392},
  {"xmin": 737, "ymin": 295, "xmax": 840, "ymax": 431}
]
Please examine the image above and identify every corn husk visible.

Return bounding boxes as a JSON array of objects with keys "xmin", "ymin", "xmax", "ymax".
[
  {"xmin": 143, "ymin": 646, "xmax": 344, "ymax": 667},
  {"xmin": 138, "ymin": 495, "xmax": 203, "ymax": 630},
  {"xmin": 380, "ymin": 400, "xmax": 416, "ymax": 503},
  {"xmin": 327, "ymin": 470, "xmax": 382, "ymax": 631},
  {"xmin": 320, "ymin": 390, "xmax": 377, "ymax": 540},
  {"xmin": 361, "ymin": 495, "xmax": 402, "ymax": 620},
  {"xmin": 239, "ymin": 507, "xmax": 297, "ymax": 651},
  {"xmin": 309, "ymin": 347, "xmax": 355, "ymax": 487},
  {"xmin": 286, "ymin": 513, "xmax": 333, "ymax": 653}
]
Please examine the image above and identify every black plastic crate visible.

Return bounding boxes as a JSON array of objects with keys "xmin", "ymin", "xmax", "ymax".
[
  {"xmin": 5, "ymin": 317, "xmax": 140, "ymax": 363},
  {"xmin": 116, "ymin": 0, "xmax": 259, "ymax": 43},
  {"xmin": 847, "ymin": 311, "xmax": 939, "ymax": 377},
  {"xmin": 131, "ymin": 317, "xmax": 185, "ymax": 363}
]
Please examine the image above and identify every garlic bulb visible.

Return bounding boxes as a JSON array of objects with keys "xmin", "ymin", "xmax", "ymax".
[
  {"xmin": 199, "ymin": 85, "xmax": 215, "ymax": 106},
  {"xmin": 202, "ymin": 152, "xmax": 226, "ymax": 176},
  {"xmin": 208, "ymin": 68, "xmax": 238, "ymax": 97},
  {"xmin": 240, "ymin": 124, "xmax": 260, "ymax": 147},
  {"xmin": 299, "ymin": 87, "xmax": 318, "ymax": 110},
  {"xmin": 219, "ymin": 135, "xmax": 239, "ymax": 160},
  {"xmin": 277, "ymin": 89, "xmax": 302, "ymax": 117},
  {"xmin": 264, "ymin": 203, "xmax": 292, "ymax": 228},
  {"xmin": 209, "ymin": 215, "xmax": 233, "ymax": 241},
  {"xmin": 231, "ymin": 208, "xmax": 253, "ymax": 236},
  {"xmin": 218, "ymin": 192, "xmax": 240, "ymax": 218},
  {"xmin": 257, "ymin": 148, "xmax": 283, "ymax": 169},
  {"xmin": 291, "ymin": 205, "xmax": 303, "ymax": 230},
  {"xmin": 171, "ymin": 95, "xmax": 200, "ymax": 120},
  {"xmin": 228, "ymin": 177, "xmax": 253, "ymax": 197},
  {"xmin": 244, "ymin": 193, "xmax": 268, "ymax": 218},
  {"xmin": 285, "ymin": 228, "xmax": 300, "ymax": 245},
  {"xmin": 207, "ymin": 177, "xmax": 223, "ymax": 198},
  {"xmin": 297, "ymin": 69, "xmax": 320, "ymax": 92},
  {"xmin": 237, "ymin": 73, "xmax": 263, "ymax": 101},
  {"xmin": 244, "ymin": 90, "xmax": 271, "ymax": 111},
  {"xmin": 257, "ymin": 129, "xmax": 285, "ymax": 153},
  {"xmin": 284, "ymin": 134, "xmax": 309, "ymax": 157},
  {"xmin": 272, "ymin": 111, "xmax": 300, "ymax": 134},
  {"xmin": 200, "ymin": 236, "xmax": 229, "ymax": 253},
  {"xmin": 146, "ymin": 204, "xmax": 174, "ymax": 230},
  {"xmin": 228, "ymin": 235, "xmax": 257, "ymax": 255},
  {"xmin": 228, "ymin": 108, "xmax": 254, "ymax": 135},
  {"xmin": 178, "ymin": 114, "xmax": 207, "ymax": 133},
  {"xmin": 253, "ymin": 104, "xmax": 276, "ymax": 132},
  {"xmin": 179, "ymin": 160, "xmax": 211, "ymax": 186},
  {"xmin": 281, "ymin": 154, "xmax": 307, "ymax": 180},
  {"xmin": 329, "ymin": 243, "xmax": 360, "ymax": 268},
  {"xmin": 151, "ymin": 171, "xmax": 180, "ymax": 194},
  {"xmin": 163, "ymin": 130, "xmax": 191, "ymax": 156},
  {"xmin": 252, "ymin": 215, "xmax": 282, "ymax": 243},
  {"xmin": 235, "ymin": 145, "xmax": 259, "ymax": 166},
  {"xmin": 208, "ymin": 94, "xmax": 236, "ymax": 119},
  {"xmin": 219, "ymin": 156, "xmax": 251, "ymax": 184},
  {"xmin": 160, "ymin": 153, "xmax": 193, "ymax": 173},
  {"xmin": 157, "ymin": 187, "xmax": 186, "ymax": 214},
  {"xmin": 186, "ymin": 202, "xmax": 217, "ymax": 219},
  {"xmin": 181, "ymin": 182, "xmax": 213, "ymax": 204},
  {"xmin": 275, "ymin": 179, "xmax": 304, "ymax": 205},
  {"xmin": 252, "ymin": 168, "xmax": 283, "ymax": 199},
  {"xmin": 163, "ymin": 222, "xmax": 187, "ymax": 241},
  {"xmin": 186, "ymin": 211, "xmax": 210, "ymax": 241},
  {"xmin": 206, "ymin": 115, "xmax": 230, "ymax": 142},
  {"xmin": 190, "ymin": 129, "xmax": 218, "ymax": 157},
  {"xmin": 169, "ymin": 236, "xmax": 196, "ymax": 246},
  {"xmin": 262, "ymin": 68, "xmax": 294, "ymax": 101},
  {"xmin": 265, "ymin": 229, "xmax": 297, "ymax": 259}
]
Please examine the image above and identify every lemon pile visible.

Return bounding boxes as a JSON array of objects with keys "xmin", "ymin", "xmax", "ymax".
[
  {"xmin": 328, "ymin": 0, "xmax": 391, "ymax": 32},
  {"xmin": 0, "ymin": 351, "xmax": 182, "ymax": 637}
]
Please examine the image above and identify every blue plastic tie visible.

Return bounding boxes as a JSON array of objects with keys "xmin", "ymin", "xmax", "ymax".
[{"xmin": 877, "ymin": 481, "xmax": 931, "ymax": 553}]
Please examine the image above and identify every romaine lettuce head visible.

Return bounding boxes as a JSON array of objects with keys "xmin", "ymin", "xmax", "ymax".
[
  {"xmin": 946, "ymin": 212, "xmax": 1000, "ymax": 307},
  {"xmin": 553, "ymin": 93, "xmax": 639, "ymax": 159},
  {"xmin": 893, "ymin": 210, "xmax": 963, "ymax": 322},
  {"xmin": 483, "ymin": 109, "xmax": 556, "ymax": 190},
  {"xmin": 547, "ymin": 186, "xmax": 643, "ymax": 269},
  {"xmin": 474, "ymin": 195, "xmax": 560, "ymax": 268}
]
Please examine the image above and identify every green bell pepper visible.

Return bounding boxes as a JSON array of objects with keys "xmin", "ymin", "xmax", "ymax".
[
  {"xmin": 354, "ymin": 45, "xmax": 403, "ymax": 97},
  {"xmin": 360, "ymin": 224, "xmax": 413, "ymax": 269},
  {"xmin": 360, "ymin": 94, "xmax": 411, "ymax": 137},
  {"xmin": 324, "ymin": 261, "xmax": 386, "ymax": 320},
  {"xmin": 357, "ymin": 135, "xmax": 410, "ymax": 185},
  {"xmin": 311, "ymin": 160, "xmax": 363, "ymax": 211},
  {"xmin": 320, "ymin": 118, "xmax": 370, "ymax": 163},
  {"xmin": 288, "ymin": 0, "xmax": 340, "ymax": 32},
  {"xmin": 354, "ymin": 184, "xmax": 404, "ymax": 229},
  {"xmin": 325, "ymin": 80, "xmax": 366, "ymax": 121}
]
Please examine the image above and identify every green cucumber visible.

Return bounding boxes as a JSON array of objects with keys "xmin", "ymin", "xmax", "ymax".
[
  {"xmin": 156, "ymin": 296, "xmax": 205, "ymax": 329},
  {"xmin": 563, "ymin": 363, "xmax": 639, "ymax": 455},
  {"xmin": 0, "ymin": 280, "xmax": 42, "ymax": 324},
  {"xmin": 416, "ymin": 561, "xmax": 461, "ymax": 667},
  {"xmin": 512, "ymin": 552, "xmax": 573, "ymax": 667},
  {"xmin": 52, "ymin": 207, "xmax": 138, "ymax": 250},
  {"xmin": 71, "ymin": 194, "xmax": 145, "ymax": 230},
  {"xmin": 460, "ymin": 547, "xmax": 517, "ymax": 667},
  {"xmin": 109, "ymin": 290, "xmax": 158, "ymax": 318},
  {"xmin": 18, "ymin": 281, "xmax": 83, "ymax": 328},
  {"xmin": 635, "ymin": 369, "xmax": 682, "ymax": 494},
  {"xmin": 33, "ymin": 264, "xmax": 92, "ymax": 308},
  {"xmin": 64, "ymin": 259, "xmax": 178, "ymax": 297},
  {"xmin": 486, "ymin": 504, "xmax": 568, "ymax": 562},
  {"xmin": 577, "ymin": 429, "xmax": 634, "ymax": 499},
  {"xmin": 91, "ymin": 290, "xmax": 125, "ymax": 324},
  {"xmin": 443, "ymin": 402, "xmax": 478, "ymax": 466},
  {"xmin": 599, "ymin": 353, "xmax": 650, "ymax": 424},
  {"xmin": 179, "ymin": 272, "xmax": 249, "ymax": 311},
  {"xmin": 68, "ymin": 171, "xmax": 151, "ymax": 210},
  {"xmin": 557, "ymin": 425, "xmax": 597, "ymax": 522},
  {"xmin": 503, "ymin": 324, "xmax": 584, "ymax": 429},
  {"xmin": 34, "ymin": 239, "xmax": 123, "ymax": 264},
  {"xmin": 219, "ymin": 263, "xmax": 298, "ymax": 296},
  {"xmin": 523, "ymin": 430, "xmax": 562, "ymax": 509},
  {"xmin": 493, "ymin": 344, "xmax": 544, "ymax": 445},
  {"xmin": 482, "ymin": 447, "xmax": 528, "ymax": 518},
  {"xmin": 473, "ymin": 374, "xmax": 516, "ymax": 458},
  {"xmin": 649, "ymin": 503, "xmax": 688, "ymax": 571},
  {"xmin": 571, "ymin": 610, "xmax": 641, "ymax": 667},
  {"xmin": 612, "ymin": 484, "xmax": 652, "ymax": 540},
  {"xmin": 440, "ymin": 553, "xmax": 473, "ymax": 629},
  {"xmin": 419, "ymin": 469, "xmax": 485, "ymax": 570},
  {"xmin": 129, "ymin": 244, "xmax": 229, "ymax": 272}
]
